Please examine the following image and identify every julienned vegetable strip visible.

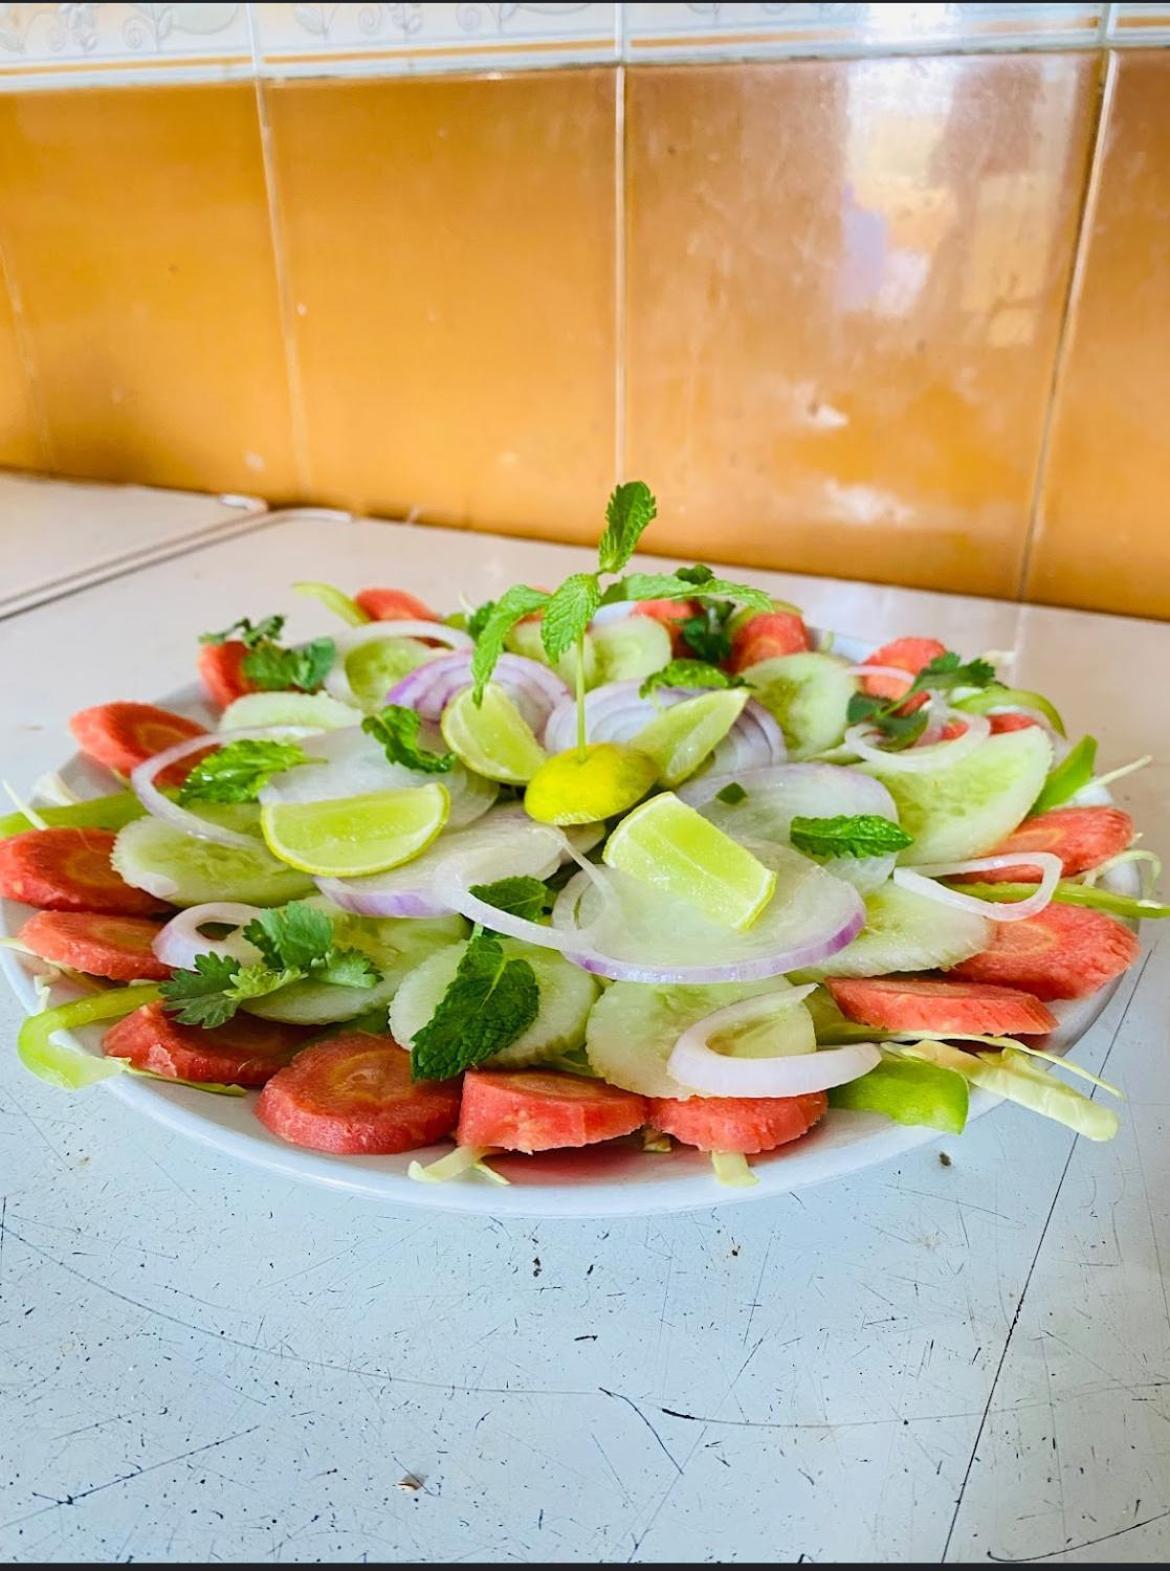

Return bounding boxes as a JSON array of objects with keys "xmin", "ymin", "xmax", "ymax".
[{"xmin": 18, "ymin": 983, "xmax": 162, "ymax": 1089}]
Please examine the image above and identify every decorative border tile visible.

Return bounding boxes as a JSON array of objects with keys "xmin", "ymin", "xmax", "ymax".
[
  {"xmin": 1110, "ymin": 2, "xmax": 1170, "ymax": 43},
  {"xmin": 0, "ymin": 3, "xmax": 253, "ymax": 80},
  {"xmin": 624, "ymin": 4, "xmax": 1105, "ymax": 59}
]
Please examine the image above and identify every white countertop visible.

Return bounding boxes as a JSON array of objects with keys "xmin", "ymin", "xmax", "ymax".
[{"xmin": 1, "ymin": 514, "xmax": 1167, "ymax": 1563}]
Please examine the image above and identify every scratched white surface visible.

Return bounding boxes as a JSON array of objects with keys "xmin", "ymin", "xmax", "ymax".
[{"xmin": 1, "ymin": 515, "xmax": 1168, "ymax": 1564}]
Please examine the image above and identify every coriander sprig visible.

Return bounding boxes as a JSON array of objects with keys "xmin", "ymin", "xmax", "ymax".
[{"xmin": 847, "ymin": 652, "xmax": 996, "ymax": 752}]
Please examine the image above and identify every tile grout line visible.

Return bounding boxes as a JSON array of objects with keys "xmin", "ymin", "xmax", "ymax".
[
  {"xmin": 939, "ymin": 946, "xmax": 1153, "ymax": 1563},
  {"xmin": 613, "ymin": 56, "xmax": 627, "ymax": 489},
  {"xmin": 248, "ymin": 2, "xmax": 312, "ymax": 501},
  {"xmin": 1015, "ymin": 47, "xmax": 1118, "ymax": 605}
]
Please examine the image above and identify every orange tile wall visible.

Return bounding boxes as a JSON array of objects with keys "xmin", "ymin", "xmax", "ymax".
[{"xmin": 0, "ymin": 51, "xmax": 1166, "ymax": 617}]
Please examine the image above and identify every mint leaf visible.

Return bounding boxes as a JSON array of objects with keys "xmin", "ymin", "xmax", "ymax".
[
  {"xmin": 470, "ymin": 585, "xmax": 550, "ymax": 703},
  {"xmin": 467, "ymin": 598, "xmax": 496, "ymax": 641},
  {"xmin": 243, "ymin": 636, "xmax": 335, "ymax": 694},
  {"xmin": 362, "ymin": 705, "xmax": 454, "ymax": 774},
  {"xmin": 160, "ymin": 953, "xmax": 243, "ymax": 1029},
  {"xmin": 468, "ymin": 875, "xmax": 551, "ymax": 924},
  {"xmin": 541, "ymin": 573, "xmax": 601, "ymax": 663},
  {"xmin": 411, "ymin": 933, "xmax": 540, "ymax": 1080},
  {"xmin": 176, "ymin": 739, "xmax": 313, "ymax": 806},
  {"xmin": 606, "ymin": 570, "xmax": 772, "ymax": 613},
  {"xmin": 242, "ymin": 902, "xmax": 336, "ymax": 972},
  {"xmin": 639, "ymin": 660, "xmax": 747, "ymax": 698},
  {"xmin": 790, "ymin": 814, "xmax": 914, "ymax": 859},
  {"xmin": 675, "ymin": 564, "xmax": 715, "ymax": 586},
  {"xmin": 715, "ymin": 781, "xmax": 747, "ymax": 805},
  {"xmin": 200, "ymin": 614, "xmax": 285, "ymax": 649},
  {"xmin": 597, "ymin": 481, "xmax": 657, "ymax": 575},
  {"xmin": 680, "ymin": 601, "xmax": 734, "ymax": 663}
]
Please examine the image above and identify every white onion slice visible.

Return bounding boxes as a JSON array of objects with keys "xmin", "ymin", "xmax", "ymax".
[
  {"xmin": 259, "ymin": 724, "xmax": 496, "ymax": 828},
  {"xmin": 667, "ymin": 989, "xmax": 881, "ymax": 1096},
  {"xmin": 130, "ymin": 727, "xmax": 316, "ymax": 851},
  {"xmin": 432, "ymin": 832, "xmax": 579, "ymax": 948},
  {"xmin": 542, "ymin": 681, "xmax": 784, "ymax": 774},
  {"xmin": 845, "ymin": 709, "xmax": 991, "ymax": 772},
  {"xmin": 388, "ymin": 651, "xmax": 569, "ymax": 736},
  {"xmin": 844, "ymin": 663, "xmax": 916, "ymax": 687},
  {"xmin": 153, "ymin": 902, "xmax": 265, "ymax": 968},
  {"xmin": 893, "ymin": 851, "xmax": 1062, "ymax": 922}
]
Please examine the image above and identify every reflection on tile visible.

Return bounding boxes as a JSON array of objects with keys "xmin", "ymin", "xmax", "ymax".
[
  {"xmin": 0, "ymin": 84, "xmax": 298, "ymax": 496},
  {"xmin": 265, "ymin": 69, "xmax": 615, "ymax": 541},
  {"xmin": 1027, "ymin": 53, "xmax": 1170, "ymax": 619},
  {"xmin": 0, "ymin": 269, "xmax": 43, "ymax": 471},
  {"xmin": 625, "ymin": 54, "xmax": 1098, "ymax": 598}
]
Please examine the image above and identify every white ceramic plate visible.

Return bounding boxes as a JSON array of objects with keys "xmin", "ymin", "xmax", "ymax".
[{"xmin": 0, "ymin": 638, "xmax": 1129, "ymax": 1217}]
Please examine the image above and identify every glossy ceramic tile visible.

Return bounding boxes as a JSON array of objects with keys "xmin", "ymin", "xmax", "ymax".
[
  {"xmin": 625, "ymin": 53, "xmax": 1100, "ymax": 597},
  {"xmin": 0, "ymin": 266, "xmax": 44, "ymax": 471},
  {"xmin": 0, "ymin": 2, "xmax": 252, "ymax": 88},
  {"xmin": 265, "ymin": 69, "xmax": 616, "ymax": 541},
  {"xmin": 1110, "ymin": 3, "xmax": 1170, "ymax": 40},
  {"xmin": 0, "ymin": 83, "xmax": 299, "ymax": 497},
  {"xmin": 1026, "ymin": 52, "xmax": 1170, "ymax": 618}
]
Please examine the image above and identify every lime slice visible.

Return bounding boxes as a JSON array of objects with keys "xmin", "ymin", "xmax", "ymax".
[
  {"xmin": 603, "ymin": 791, "xmax": 776, "ymax": 931},
  {"xmin": 260, "ymin": 784, "xmax": 449, "ymax": 877},
  {"xmin": 440, "ymin": 683, "xmax": 547, "ymax": 784},
  {"xmin": 633, "ymin": 688, "xmax": 749, "ymax": 787},
  {"xmin": 525, "ymin": 743, "xmax": 657, "ymax": 825}
]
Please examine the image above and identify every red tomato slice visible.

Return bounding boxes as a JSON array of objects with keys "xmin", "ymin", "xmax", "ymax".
[
  {"xmin": 197, "ymin": 641, "xmax": 255, "ymax": 707},
  {"xmin": 729, "ymin": 611, "xmax": 811, "ymax": 673},
  {"xmin": 256, "ymin": 1033, "xmax": 461, "ymax": 1153},
  {"xmin": 958, "ymin": 806, "xmax": 1134, "ymax": 884},
  {"xmin": 354, "ymin": 588, "xmax": 438, "ymax": 623},
  {"xmin": 19, "ymin": 910, "xmax": 171, "ymax": 981},
  {"xmin": 70, "ymin": 702, "xmax": 207, "ymax": 779},
  {"xmin": 826, "ymin": 976, "xmax": 1056, "ymax": 1036},
  {"xmin": 948, "ymin": 904, "xmax": 1139, "ymax": 1000},
  {"xmin": 0, "ymin": 828, "xmax": 169, "ymax": 916},
  {"xmin": 104, "ymin": 1002, "xmax": 308, "ymax": 1086},
  {"xmin": 456, "ymin": 1069, "xmax": 647, "ymax": 1153},
  {"xmin": 649, "ymin": 1090, "xmax": 827, "ymax": 1153}
]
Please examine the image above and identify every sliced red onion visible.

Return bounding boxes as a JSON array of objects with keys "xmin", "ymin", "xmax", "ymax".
[
  {"xmin": 845, "ymin": 709, "xmax": 991, "ymax": 772},
  {"xmin": 153, "ymin": 902, "xmax": 264, "ymax": 969},
  {"xmin": 319, "ymin": 810, "xmax": 565, "ymax": 920},
  {"xmin": 668, "ymin": 989, "xmax": 881, "ymax": 1096},
  {"xmin": 323, "ymin": 620, "xmax": 469, "ymax": 706},
  {"xmin": 258, "ymin": 724, "xmax": 496, "ymax": 829},
  {"xmin": 130, "ymin": 727, "xmax": 315, "ymax": 851},
  {"xmin": 894, "ymin": 852, "xmax": 1062, "ymax": 922},
  {"xmin": 387, "ymin": 651, "xmax": 569, "ymax": 735},
  {"xmin": 547, "ymin": 846, "xmax": 865, "ymax": 983},
  {"xmin": 678, "ymin": 762, "xmax": 900, "ymax": 894}
]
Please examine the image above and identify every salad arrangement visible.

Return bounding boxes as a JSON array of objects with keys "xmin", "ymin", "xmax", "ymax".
[{"xmin": 2, "ymin": 482, "xmax": 1163, "ymax": 1191}]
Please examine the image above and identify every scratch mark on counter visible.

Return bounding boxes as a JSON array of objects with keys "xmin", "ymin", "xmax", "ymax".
[
  {"xmin": 600, "ymin": 1387, "xmax": 681, "ymax": 1473},
  {"xmin": 986, "ymin": 1504, "xmax": 1170, "ymax": 1561}
]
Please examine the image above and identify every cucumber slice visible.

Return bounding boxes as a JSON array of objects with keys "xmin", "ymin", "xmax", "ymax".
[
  {"xmin": 112, "ymin": 815, "xmax": 314, "ymax": 908},
  {"xmin": 591, "ymin": 617, "xmax": 672, "ymax": 685},
  {"xmin": 807, "ymin": 883, "xmax": 990, "ymax": 979},
  {"xmin": 743, "ymin": 652, "xmax": 855, "ymax": 760},
  {"xmin": 506, "ymin": 619, "xmax": 600, "ymax": 690},
  {"xmin": 389, "ymin": 937, "xmax": 600, "ymax": 1066},
  {"xmin": 860, "ymin": 726, "xmax": 1053, "ymax": 864},
  {"xmin": 585, "ymin": 978, "xmax": 808, "ymax": 1098},
  {"xmin": 344, "ymin": 637, "xmax": 434, "ymax": 711},
  {"xmin": 244, "ymin": 911, "xmax": 467, "ymax": 1025},
  {"xmin": 219, "ymin": 691, "xmax": 362, "ymax": 732}
]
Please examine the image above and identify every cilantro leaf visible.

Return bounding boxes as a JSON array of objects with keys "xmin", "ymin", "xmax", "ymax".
[
  {"xmin": 242, "ymin": 903, "xmax": 336, "ymax": 973},
  {"xmin": 411, "ymin": 933, "xmax": 540, "ymax": 1081},
  {"xmin": 200, "ymin": 614, "xmax": 285, "ymax": 649},
  {"xmin": 160, "ymin": 953, "xmax": 244, "ymax": 1029},
  {"xmin": 715, "ymin": 781, "xmax": 747, "ymax": 805},
  {"xmin": 789, "ymin": 814, "xmax": 914, "ymax": 860},
  {"xmin": 846, "ymin": 647, "xmax": 996, "ymax": 754},
  {"xmin": 468, "ymin": 875, "xmax": 551, "ymax": 924},
  {"xmin": 362, "ymin": 706, "xmax": 454, "ymax": 774},
  {"xmin": 541, "ymin": 572, "xmax": 602, "ymax": 663},
  {"xmin": 467, "ymin": 598, "xmax": 496, "ymax": 641},
  {"xmin": 680, "ymin": 600, "xmax": 734, "ymax": 663},
  {"xmin": 243, "ymin": 636, "xmax": 336, "ymax": 694},
  {"xmin": 229, "ymin": 963, "xmax": 302, "ymax": 1001},
  {"xmin": 639, "ymin": 660, "xmax": 747, "ymax": 698},
  {"xmin": 605, "ymin": 570, "xmax": 772, "ymax": 613},
  {"xmin": 470, "ymin": 585, "xmax": 550, "ymax": 703},
  {"xmin": 176, "ymin": 739, "xmax": 314, "ymax": 806},
  {"xmin": 597, "ymin": 481, "xmax": 658, "ymax": 575},
  {"xmin": 916, "ymin": 653, "xmax": 996, "ymax": 693},
  {"xmin": 315, "ymin": 948, "xmax": 382, "ymax": 989}
]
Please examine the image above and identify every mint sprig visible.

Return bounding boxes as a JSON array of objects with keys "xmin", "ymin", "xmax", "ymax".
[
  {"xmin": 362, "ymin": 705, "xmax": 454, "ymax": 774},
  {"xmin": 639, "ymin": 661, "xmax": 748, "ymax": 698},
  {"xmin": 789, "ymin": 814, "xmax": 914, "ymax": 860},
  {"xmin": 411, "ymin": 932, "xmax": 540, "ymax": 1080},
  {"xmin": 468, "ymin": 875, "xmax": 551, "ymax": 924},
  {"xmin": 597, "ymin": 481, "xmax": 658, "ymax": 575}
]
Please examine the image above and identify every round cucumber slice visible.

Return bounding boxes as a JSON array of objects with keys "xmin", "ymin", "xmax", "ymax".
[
  {"xmin": 389, "ymin": 937, "xmax": 600, "ymax": 1067},
  {"xmin": 506, "ymin": 619, "xmax": 600, "ymax": 690},
  {"xmin": 807, "ymin": 883, "xmax": 990, "ymax": 979},
  {"xmin": 590, "ymin": 617, "xmax": 672, "ymax": 685},
  {"xmin": 345, "ymin": 636, "xmax": 434, "ymax": 711},
  {"xmin": 244, "ymin": 911, "xmax": 467, "ymax": 1025},
  {"xmin": 585, "ymin": 978, "xmax": 809, "ymax": 1098},
  {"xmin": 219, "ymin": 691, "xmax": 362, "ymax": 732},
  {"xmin": 743, "ymin": 652, "xmax": 855, "ymax": 760},
  {"xmin": 860, "ymin": 726, "xmax": 1053, "ymax": 864},
  {"xmin": 112, "ymin": 815, "xmax": 314, "ymax": 908}
]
